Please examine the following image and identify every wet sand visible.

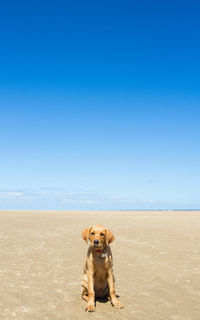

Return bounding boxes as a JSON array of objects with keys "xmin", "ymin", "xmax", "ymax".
[{"xmin": 0, "ymin": 210, "xmax": 200, "ymax": 320}]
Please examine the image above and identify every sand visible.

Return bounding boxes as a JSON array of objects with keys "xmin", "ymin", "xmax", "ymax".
[{"xmin": 0, "ymin": 210, "xmax": 200, "ymax": 320}]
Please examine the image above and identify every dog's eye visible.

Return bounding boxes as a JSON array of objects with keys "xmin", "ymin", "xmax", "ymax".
[
  {"xmin": 91, "ymin": 232, "xmax": 95, "ymax": 235},
  {"xmin": 100, "ymin": 233, "xmax": 104, "ymax": 236}
]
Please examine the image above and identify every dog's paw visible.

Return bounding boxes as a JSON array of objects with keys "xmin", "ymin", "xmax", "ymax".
[
  {"xmin": 112, "ymin": 299, "xmax": 124, "ymax": 309},
  {"xmin": 85, "ymin": 302, "xmax": 95, "ymax": 312}
]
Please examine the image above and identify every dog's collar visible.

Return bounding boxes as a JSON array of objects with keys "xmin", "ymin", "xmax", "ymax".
[
  {"xmin": 95, "ymin": 249, "xmax": 103, "ymax": 253},
  {"xmin": 94, "ymin": 248, "xmax": 107, "ymax": 258}
]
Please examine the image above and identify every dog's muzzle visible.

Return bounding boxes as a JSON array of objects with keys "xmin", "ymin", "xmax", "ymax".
[{"xmin": 93, "ymin": 239, "xmax": 99, "ymax": 246}]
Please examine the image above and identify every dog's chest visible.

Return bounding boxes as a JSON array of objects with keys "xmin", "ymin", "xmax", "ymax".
[{"xmin": 93, "ymin": 255, "xmax": 109, "ymax": 273}]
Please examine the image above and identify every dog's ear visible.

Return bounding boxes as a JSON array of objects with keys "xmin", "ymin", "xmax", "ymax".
[
  {"xmin": 105, "ymin": 228, "xmax": 115, "ymax": 246},
  {"xmin": 81, "ymin": 227, "xmax": 91, "ymax": 243}
]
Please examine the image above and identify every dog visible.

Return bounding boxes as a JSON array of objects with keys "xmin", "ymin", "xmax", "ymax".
[{"xmin": 81, "ymin": 224, "xmax": 123, "ymax": 312}]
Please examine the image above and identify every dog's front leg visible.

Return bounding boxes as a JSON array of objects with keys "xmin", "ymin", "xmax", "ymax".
[
  {"xmin": 85, "ymin": 271, "xmax": 95, "ymax": 312},
  {"xmin": 107, "ymin": 270, "xmax": 123, "ymax": 309}
]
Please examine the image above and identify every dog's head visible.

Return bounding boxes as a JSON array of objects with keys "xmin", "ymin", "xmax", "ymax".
[{"xmin": 81, "ymin": 224, "xmax": 115, "ymax": 248}]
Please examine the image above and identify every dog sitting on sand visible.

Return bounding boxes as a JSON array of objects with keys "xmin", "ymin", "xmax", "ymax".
[{"xmin": 81, "ymin": 224, "xmax": 123, "ymax": 312}]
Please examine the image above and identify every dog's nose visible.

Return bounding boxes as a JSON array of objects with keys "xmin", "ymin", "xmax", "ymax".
[{"xmin": 94, "ymin": 239, "xmax": 99, "ymax": 245}]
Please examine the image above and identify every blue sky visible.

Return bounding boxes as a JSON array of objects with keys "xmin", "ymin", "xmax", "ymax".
[{"xmin": 0, "ymin": 0, "xmax": 200, "ymax": 210}]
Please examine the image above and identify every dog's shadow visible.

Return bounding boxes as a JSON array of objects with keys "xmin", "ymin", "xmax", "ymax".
[{"xmin": 95, "ymin": 295, "xmax": 120, "ymax": 304}]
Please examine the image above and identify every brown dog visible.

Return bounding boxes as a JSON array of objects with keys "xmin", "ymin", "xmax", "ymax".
[{"xmin": 81, "ymin": 224, "xmax": 123, "ymax": 312}]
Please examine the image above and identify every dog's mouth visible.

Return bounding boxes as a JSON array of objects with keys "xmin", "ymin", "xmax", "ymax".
[
  {"xmin": 92, "ymin": 242, "xmax": 103, "ymax": 249},
  {"xmin": 93, "ymin": 243, "xmax": 101, "ymax": 248}
]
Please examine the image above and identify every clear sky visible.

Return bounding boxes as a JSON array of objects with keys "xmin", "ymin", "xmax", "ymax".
[{"xmin": 0, "ymin": 0, "xmax": 200, "ymax": 210}]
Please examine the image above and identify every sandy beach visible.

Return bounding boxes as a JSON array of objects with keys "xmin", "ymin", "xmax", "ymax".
[{"xmin": 0, "ymin": 210, "xmax": 200, "ymax": 320}]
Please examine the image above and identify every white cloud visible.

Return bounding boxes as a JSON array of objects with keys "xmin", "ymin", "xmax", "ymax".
[
  {"xmin": 0, "ymin": 187, "xmax": 126, "ymax": 209},
  {"xmin": 0, "ymin": 187, "xmax": 192, "ymax": 210},
  {"xmin": 0, "ymin": 191, "xmax": 24, "ymax": 198}
]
